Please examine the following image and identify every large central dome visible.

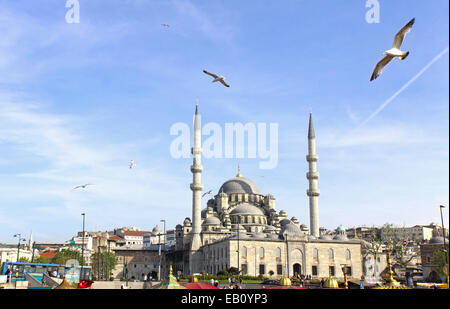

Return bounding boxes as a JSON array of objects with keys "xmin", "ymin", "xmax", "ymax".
[{"xmin": 219, "ymin": 177, "xmax": 261, "ymax": 195}]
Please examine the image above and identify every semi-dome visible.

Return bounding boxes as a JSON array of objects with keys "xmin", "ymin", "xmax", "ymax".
[
  {"xmin": 263, "ymin": 225, "xmax": 276, "ymax": 233},
  {"xmin": 230, "ymin": 204, "xmax": 265, "ymax": 216},
  {"xmin": 203, "ymin": 216, "xmax": 221, "ymax": 225},
  {"xmin": 251, "ymin": 232, "xmax": 266, "ymax": 239},
  {"xmin": 219, "ymin": 177, "xmax": 261, "ymax": 195},
  {"xmin": 267, "ymin": 233, "xmax": 280, "ymax": 240}
]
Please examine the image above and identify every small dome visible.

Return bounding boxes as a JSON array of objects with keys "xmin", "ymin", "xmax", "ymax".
[
  {"xmin": 333, "ymin": 234, "xmax": 349, "ymax": 241},
  {"xmin": 230, "ymin": 204, "xmax": 265, "ymax": 216},
  {"xmin": 176, "ymin": 224, "xmax": 183, "ymax": 230},
  {"xmin": 280, "ymin": 223, "xmax": 302, "ymax": 237},
  {"xmin": 183, "ymin": 218, "xmax": 192, "ymax": 226},
  {"xmin": 219, "ymin": 177, "xmax": 261, "ymax": 195},
  {"xmin": 203, "ymin": 216, "xmax": 221, "ymax": 226},
  {"xmin": 280, "ymin": 219, "xmax": 292, "ymax": 227},
  {"xmin": 152, "ymin": 225, "xmax": 162, "ymax": 235},
  {"xmin": 319, "ymin": 234, "xmax": 333, "ymax": 240}
]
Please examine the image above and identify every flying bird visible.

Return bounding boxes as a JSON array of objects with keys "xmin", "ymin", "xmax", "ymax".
[
  {"xmin": 129, "ymin": 160, "xmax": 136, "ymax": 169},
  {"xmin": 370, "ymin": 18, "xmax": 415, "ymax": 81},
  {"xmin": 161, "ymin": 24, "xmax": 170, "ymax": 27},
  {"xmin": 73, "ymin": 184, "xmax": 95, "ymax": 190},
  {"xmin": 202, "ymin": 190, "xmax": 213, "ymax": 197},
  {"xmin": 203, "ymin": 70, "xmax": 230, "ymax": 88}
]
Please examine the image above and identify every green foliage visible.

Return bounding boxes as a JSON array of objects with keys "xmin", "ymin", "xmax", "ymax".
[
  {"xmin": 217, "ymin": 269, "xmax": 229, "ymax": 276},
  {"xmin": 432, "ymin": 249, "xmax": 448, "ymax": 277},
  {"xmin": 228, "ymin": 267, "xmax": 239, "ymax": 275},
  {"xmin": 18, "ymin": 257, "xmax": 30, "ymax": 263},
  {"xmin": 52, "ymin": 249, "xmax": 85, "ymax": 265},
  {"xmin": 34, "ymin": 256, "xmax": 50, "ymax": 264},
  {"xmin": 91, "ymin": 251, "xmax": 118, "ymax": 278}
]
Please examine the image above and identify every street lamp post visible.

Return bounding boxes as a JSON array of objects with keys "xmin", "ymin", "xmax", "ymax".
[
  {"xmin": 160, "ymin": 220, "xmax": 166, "ymax": 245},
  {"xmin": 81, "ymin": 213, "xmax": 85, "ymax": 280},
  {"xmin": 439, "ymin": 205, "xmax": 449, "ymax": 286},
  {"xmin": 439, "ymin": 205, "xmax": 448, "ymax": 261},
  {"xmin": 13, "ymin": 234, "xmax": 26, "ymax": 262}
]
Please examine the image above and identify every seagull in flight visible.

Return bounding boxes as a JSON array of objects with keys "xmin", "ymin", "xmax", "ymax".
[
  {"xmin": 161, "ymin": 24, "xmax": 170, "ymax": 28},
  {"xmin": 370, "ymin": 18, "xmax": 415, "ymax": 81},
  {"xmin": 203, "ymin": 70, "xmax": 230, "ymax": 88},
  {"xmin": 129, "ymin": 160, "xmax": 136, "ymax": 169},
  {"xmin": 73, "ymin": 184, "xmax": 95, "ymax": 190},
  {"xmin": 202, "ymin": 190, "xmax": 213, "ymax": 197}
]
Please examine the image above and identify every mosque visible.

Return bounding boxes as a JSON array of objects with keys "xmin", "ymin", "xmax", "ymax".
[{"xmin": 164, "ymin": 103, "xmax": 363, "ymax": 280}]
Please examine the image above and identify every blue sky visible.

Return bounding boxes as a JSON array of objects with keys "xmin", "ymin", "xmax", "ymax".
[{"xmin": 0, "ymin": 0, "xmax": 448, "ymax": 243}]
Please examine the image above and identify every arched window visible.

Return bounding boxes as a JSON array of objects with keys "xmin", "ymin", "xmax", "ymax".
[
  {"xmin": 259, "ymin": 247, "xmax": 265, "ymax": 258},
  {"xmin": 329, "ymin": 249, "xmax": 334, "ymax": 260},
  {"xmin": 313, "ymin": 248, "xmax": 319, "ymax": 260},
  {"xmin": 345, "ymin": 249, "xmax": 351, "ymax": 260},
  {"xmin": 276, "ymin": 247, "xmax": 282, "ymax": 258},
  {"xmin": 242, "ymin": 246, "xmax": 247, "ymax": 258}
]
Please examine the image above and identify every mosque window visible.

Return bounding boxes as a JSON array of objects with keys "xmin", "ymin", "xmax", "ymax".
[
  {"xmin": 277, "ymin": 264, "xmax": 283, "ymax": 275},
  {"xmin": 241, "ymin": 264, "xmax": 248, "ymax": 275},
  {"xmin": 329, "ymin": 249, "xmax": 334, "ymax": 260},
  {"xmin": 259, "ymin": 264, "xmax": 265, "ymax": 275},
  {"xmin": 259, "ymin": 247, "xmax": 265, "ymax": 258},
  {"xmin": 242, "ymin": 246, "xmax": 247, "ymax": 258},
  {"xmin": 313, "ymin": 248, "xmax": 319, "ymax": 260},
  {"xmin": 276, "ymin": 248, "xmax": 281, "ymax": 258},
  {"xmin": 345, "ymin": 249, "xmax": 351, "ymax": 260},
  {"xmin": 312, "ymin": 266, "xmax": 318, "ymax": 276},
  {"xmin": 329, "ymin": 266, "xmax": 335, "ymax": 276}
]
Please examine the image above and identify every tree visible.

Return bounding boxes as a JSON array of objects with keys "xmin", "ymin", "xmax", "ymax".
[
  {"xmin": 91, "ymin": 252, "xmax": 118, "ymax": 279},
  {"xmin": 217, "ymin": 269, "xmax": 229, "ymax": 276},
  {"xmin": 228, "ymin": 267, "xmax": 239, "ymax": 276},
  {"xmin": 52, "ymin": 249, "xmax": 85, "ymax": 265},
  {"xmin": 18, "ymin": 257, "xmax": 30, "ymax": 263},
  {"xmin": 34, "ymin": 256, "xmax": 50, "ymax": 264},
  {"xmin": 432, "ymin": 249, "xmax": 448, "ymax": 278}
]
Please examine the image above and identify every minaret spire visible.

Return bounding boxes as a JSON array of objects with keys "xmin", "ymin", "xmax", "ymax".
[
  {"xmin": 306, "ymin": 112, "xmax": 320, "ymax": 237},
  {"xmin": 189, "ymin": 100, "xmax": 203, "ymax": 274},
  {"xmin": 236, "ymin": 163, "xmax": 242, "ymax": 177}
]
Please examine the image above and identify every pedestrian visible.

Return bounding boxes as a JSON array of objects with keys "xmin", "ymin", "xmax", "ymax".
[
  {"xmin": 214, "ymin": 280, "xmax": 219, "ymax": 287},
  {"xmin": 360, "ymin": 275, "xmax": 365, "ymax": 289},
  {"xmin": 143, "ymin": 274, "xmax": 147, "ymax": 281},
  {"xmin": 239, "ymin": 277, "xmax": 243, "ymax": 285},
  {"xmin": 210, "ymin": 278, "xmax": 215, "ymax": 286},
  {"xmin": 320, "ymin": 278, "xmax": 325, "ymax": 288}
]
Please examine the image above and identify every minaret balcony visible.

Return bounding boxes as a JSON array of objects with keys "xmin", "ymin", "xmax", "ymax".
[
  {"xmin": 306, "ymin": 154, "xmax": 318, "ymax": 162},
  {"xmin": 190, "ymin": 165, "xmax": 204, "ymax": 173},
  {"xmin": 190, "ymin": 183, "xmax": 204, "ymax": 191},
  {"xmin": 306, "ymin": 172, "xmax": 319, "ymax": 180},
  {"xmin": 306, "ymin": 189, "xmax": 320, "ymax": 197},
  {"xmin": 191, "ymin": 147, "xmax": 203, "ymax": 155}
]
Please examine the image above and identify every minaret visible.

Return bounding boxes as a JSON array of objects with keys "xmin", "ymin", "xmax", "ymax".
[
  {"xmin": 306, "ymin": 112, "xmax": 320, "ymax": 237},
  {"xmin": 189, "ymin": 101, "xmax": 203, "ymax": 273}
]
